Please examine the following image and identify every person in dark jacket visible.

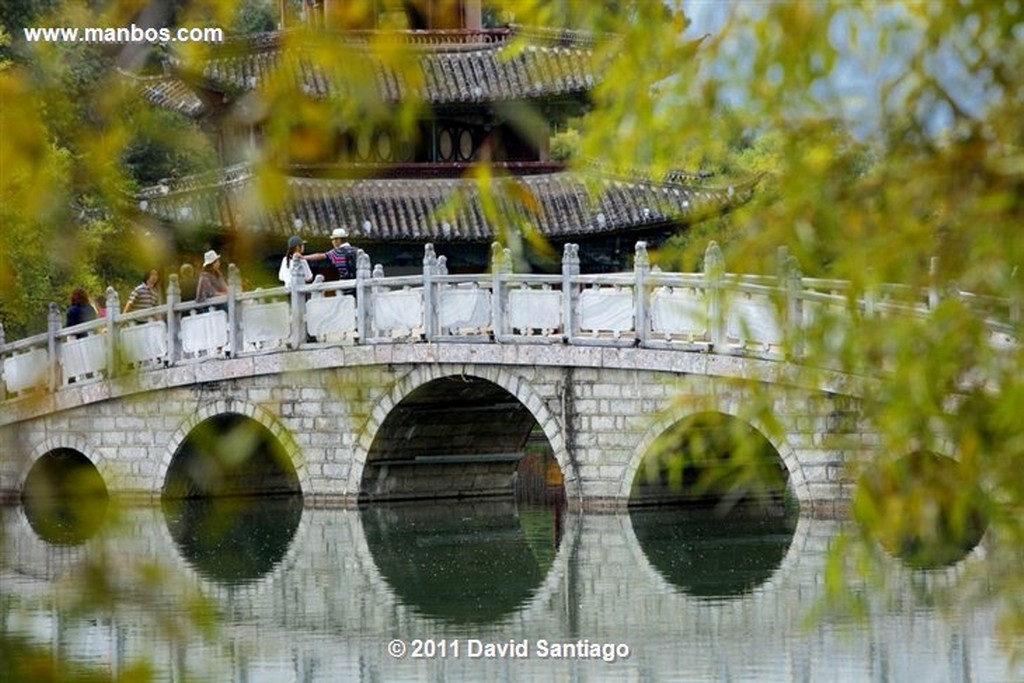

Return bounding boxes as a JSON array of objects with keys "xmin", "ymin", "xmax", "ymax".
[{"xmin": 66, "ymin": 287, "xmax": 98, "ymax": 331}]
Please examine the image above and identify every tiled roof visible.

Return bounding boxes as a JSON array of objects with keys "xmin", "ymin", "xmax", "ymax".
[
  {"xmin": 137, "ymin": 165, "xmax": 757, "ymax": 241},
  {"xmin": 119, "ymin": 70, "xmax": 207, "ymax": 118},
  {"xmin": 168, "ymin": 27, "xmax": 594, "ymax": 109}
]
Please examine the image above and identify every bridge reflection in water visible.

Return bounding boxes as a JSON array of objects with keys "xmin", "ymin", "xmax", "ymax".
[
  {"xmin": 162, "ymin": 495, "xmax": 304, "ymax": 585},
  {"xmin": 629, "ymin": 508, "xmax": 796, "ymax": 598},
  {"xmin": 2, "ymin": 499, "xmax": 1011, "ymax": 682},
  {"xmin": 361, "ymin": 501, "xmax": 563, "ymax": 625}
]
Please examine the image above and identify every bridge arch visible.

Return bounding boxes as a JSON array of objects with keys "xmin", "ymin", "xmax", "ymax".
[
  {"xmin": 161, "ymin": 398, "xmax": 310, "ymax": 497},
  {"xmin": 19, "ymin": 439, "xmax": 110, "ymax": 546},
  {"xmin": 618, "ymin": 396, "xmax": 808, "ymax": 507},
  {"xmin": 19, "ymin": 435, "xmax": 111, "ymax": 493},
  {"xmin": 348, "ymin": 363, "xmax": 578, "ymax": 502}
]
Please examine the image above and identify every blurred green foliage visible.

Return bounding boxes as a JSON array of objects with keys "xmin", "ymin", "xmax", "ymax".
[{"xmin": 1, "ymin": 0, "xmax": 1023, "ymax": 668}]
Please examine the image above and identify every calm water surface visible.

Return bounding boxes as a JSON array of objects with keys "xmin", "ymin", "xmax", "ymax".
[{"xmin": 1, "ymin": 498, "xmax": 1016, "ymax": 682}]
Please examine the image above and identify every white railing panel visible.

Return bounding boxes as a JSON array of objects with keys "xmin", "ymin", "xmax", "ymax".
[
  {"xmin": 439, "ymin": 287, "xmax": 491, "ymax": 330},
  {"xmin": 242, "ymin": 302, "xmax": 290, "ymax": 348},
  {"xmin": 989, "ymin": 330, "xmax": 1018, "ymax": 352},
  {"xmin": 801, "ymin": 299, "xmax": 851, "ymax": 355},
  {"xmin": 4, "ymin": 348, "xmax": 49, "ymax": 394},
  {"xmin": 650, "ymin": 288, "xmax": 708, "ymax": 338},
  {"xmin": 62, "ymin": 335, "xmax": 106, "ymax": 382},
  {"xmin": 306, "ymin": 295, "xmax": 357, "ymax": 340},
  {"xmin": 121, "ymin": 321, "xmax": 168, "ymax": 365},
  {"xmin": 727, "ymin": 293, "xmax": 782, "ymax": 346},
  {"xmin": 508, "ymin": 289, "xmax": 561, "ymax": 331},
  {"xmin": 373, "ymin": 289, "xmax": 423, "ymax": 334},
  {"xmin": 180, "ymin": 310, "xmax": 228, "ymax": 357},
  {"xmin": 579, "ymin": 288, "xmax": 634, "ymax": 333}
]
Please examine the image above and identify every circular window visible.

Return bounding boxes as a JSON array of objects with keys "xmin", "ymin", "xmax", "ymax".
[
  {"xmin": 355, "ymin": 129, "xmax": 373, "ymax": 161},
  {"xmin": 395, "ymin": 137, "xmax": 415, "ymax": 162},
  {"xmin": 458, "ymin": 129, "xmax": 475, "ymax": 161},
  {"xmin": 376, "ymin": 131, "xmax": 392, "ymax": 161},
  {"xmin": 438, "ymin": 128, "xmax": 454, "ymax": 161}
]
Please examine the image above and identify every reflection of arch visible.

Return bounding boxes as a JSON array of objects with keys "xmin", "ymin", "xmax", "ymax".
[
  {"xmin": 361, "ymin": 500, "xmax": 563, "ymax": 625},
  {"xmin": 161, "ymin": 399, "xmax": 309, "ymax": 497},
  {"xmin": 162, "ymin": 495, "xmax": 304, "ymax": 585},
  {"xmin": 628, "ymin": 506, "xmax": 797, "ymax": 598},
  {"xmin": 349, "ymin": 365, "xmax": 578, "ymax": 502},
  {"xmin": 622, "ymin": 509, "xmax": 810, "ymax": 601},
  {"xmin": 151, "ymin": 494, "xmax": 314, "ymax": 602},
  {"xmin": 4, "ymin": 503, "xmax": 93, "ymax": 581},
  {"xmin": 619, "ymin": 399, "xmax": 807, "ymax": 507}
]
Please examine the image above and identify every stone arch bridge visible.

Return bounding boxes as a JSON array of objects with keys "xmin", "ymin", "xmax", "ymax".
[{"xmin": 0, "ymin": 242, "xmax": 1015, "ymax": 515}]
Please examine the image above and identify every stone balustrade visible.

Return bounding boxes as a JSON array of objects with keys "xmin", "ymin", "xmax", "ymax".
[{"xmin": 0, "ymin": 241, "xmax": 1018, "ymax": 402}]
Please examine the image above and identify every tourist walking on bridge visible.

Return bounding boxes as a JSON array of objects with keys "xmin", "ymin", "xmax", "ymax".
[{"xmin": 123, "ymin": 269, "xmax": 161, "ymax": 313}]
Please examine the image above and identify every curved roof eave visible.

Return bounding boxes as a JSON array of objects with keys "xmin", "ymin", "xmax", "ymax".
[{"xmin": 136, "ymin": 166, "xmax": 759, "ymax": 242}]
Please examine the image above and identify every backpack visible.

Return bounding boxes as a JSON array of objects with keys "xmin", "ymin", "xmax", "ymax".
[{"xmin": 327, "ymin": 246, "xmax": 357, "ymax": 280}]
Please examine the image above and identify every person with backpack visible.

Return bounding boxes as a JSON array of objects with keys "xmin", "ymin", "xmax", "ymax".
[{"xmin": 306, "ymin": 228, "xmax": 359, "ymax": 281}]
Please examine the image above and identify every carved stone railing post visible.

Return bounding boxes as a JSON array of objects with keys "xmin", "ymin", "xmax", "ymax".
[
  {"xmin": 47, "ymin": 302, "xmax": 61, "ymax": 391},
  {"xmin": 0, "ymin": 322, "xmax": 6, "ymax": 401},
  {"xmin": 436, "ymin": 255, "xmax": 448, "ymax": 336},
  {"xmin": 864, "ymin": 270, "xmax": 877, "ymax": 318},
  {"xmin": 166, "ymin": 273, "xmax": 180, "ymax": 365},
  {"xmin": 423, "ymin": 244, "xmax": 438, "ymax": 341},
  {"xmin": 705, "ymin": 241, "xmax": 725, "ymax": 347},
  {"xmin": 227, "ymin": 263, "xmax": 241, "ymax": 356},
  {"xmin": 1011, "ymin": 266, "xmax": 1020, "ymax": 326},
  {"xmin": 778, "ymin": 246, "xmax": 803, "ymax": 357},
  {"xmin": 370, "ymin": 263, "xmax": 385, "ymax": 339},
  {"xmin": 928, "ymin": 256, "xmax": 940, "ymax": 311},
  {"xmin": 561, "ymin": 243, "xmax": 580, "ymax": 341},
  {"xmin": 290, "ymin": 255, "xmax": 307, "ymax": 349},
  {"xmin": 490, "ymin": 242, "xmax": 510, "ymax": 338},
  {"xmin": 356, "ymin": 250, "xmax": 371, "ymax": 342},
  {"xmin": 634, "ymin": 242, "xmax": 650, "ymax": 346},
  {"xmin": 105, "ymin": 287, "xmax": 120, "ymax": 378}
]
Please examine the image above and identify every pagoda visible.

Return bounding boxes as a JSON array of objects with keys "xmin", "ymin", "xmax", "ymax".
[{"xmin": 130, "ymin": 0, "xmax": 756, "ymax": 271}]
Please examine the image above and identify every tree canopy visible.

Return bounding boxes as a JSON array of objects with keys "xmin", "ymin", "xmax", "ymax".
[{"xmin": 1, "ymin": 0, "xmax": 1023, "ymax": 664}]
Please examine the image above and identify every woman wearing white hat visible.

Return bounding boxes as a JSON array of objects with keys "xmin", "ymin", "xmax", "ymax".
[{"xmin": 196, "ymin": 250, "xmax": 229, "ymax": 304}]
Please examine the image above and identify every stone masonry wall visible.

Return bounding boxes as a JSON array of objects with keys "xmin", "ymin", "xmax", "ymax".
[{"xmin": 0, "ymin": 344, "xmax": 874, "ymax": 513}]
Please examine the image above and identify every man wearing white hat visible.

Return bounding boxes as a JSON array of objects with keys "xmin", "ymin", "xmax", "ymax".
[
  {"xmin": 196, "ymin": 249, "xmax": 229, "ymax": 303},
  {"xmin": 306, "ymin": 228, "xmax": 359, "ymax": 281}
]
